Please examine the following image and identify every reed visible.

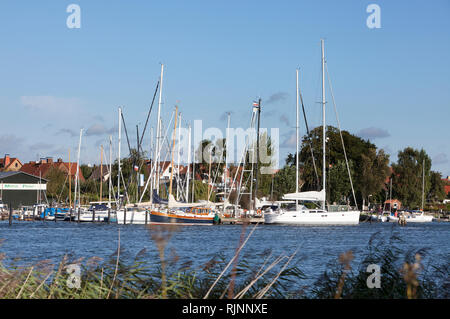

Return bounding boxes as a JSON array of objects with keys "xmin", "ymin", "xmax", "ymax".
[{"xmin": 0, "ymin": 227, "xmax": 448, "ymax": 299}]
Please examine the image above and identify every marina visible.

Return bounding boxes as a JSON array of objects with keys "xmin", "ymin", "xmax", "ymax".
[{"xmin": 0, "ymin": 1, "xmax": 449, "ymax": 304}]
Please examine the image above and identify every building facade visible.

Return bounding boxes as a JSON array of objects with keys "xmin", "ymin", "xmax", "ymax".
[{"xmin": 0, "ymin": 171, "xmax": 47, "ymax": 209}]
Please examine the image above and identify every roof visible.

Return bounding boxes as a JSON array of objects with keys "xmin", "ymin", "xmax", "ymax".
[
  {"xmin": 384, "ymin": 199, "xmax": 401, "ymax": 204},
  {"xmin": 20, "ymin": 161, "xmax": 84, "ymax": 180},
  {"xmin": 0, "ymin": 157, "xmax": 22, "ymax": 170},
  {"xmin": 445, "ymin": 185, "xmax": 450, "ymax": 195},
  {"xmin": 0, "ymin": 171, "xmax": 48, "ymax": 181}
]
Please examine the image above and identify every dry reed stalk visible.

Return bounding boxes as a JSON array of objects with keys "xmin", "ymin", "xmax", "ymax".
[
  {"xmin": 228, "ymin": 222, "xmax": 248, "ymax": 299},
  {"xmin": 203, "ymin": 222, "xmax": 260, "ymax": 299},
  {"xmin": 254, "ymin": 249, "xmax": 298, "ymax": 299},
  {"xmin": 234, "ymin": 254, "xmax": 286, "ymax": 299},
  {"xmin": 16, "ymin": 266, "xmax": 34, "ymax": 299},
  {"xmin": 106, "ymin": 228, "xmax": 121, "ymax": 299},
  {"xmin": 48, "ymin": 255, "xmax": 68, "ymax": 299},
  {"xmin": 99, "ymin": 267, "xmax": 104, "ymax": 298},
  {"xmin": 29, "ymin": 270, "xmax": 54, "ymax": 298}
]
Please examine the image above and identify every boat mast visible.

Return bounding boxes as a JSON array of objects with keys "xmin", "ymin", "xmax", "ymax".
[
  {"xmin": 168, "ymin": 106, "xmax": 178, "ymax": 198},
  {"xmin": 253, "ymin": 98, "xmax": 261, "ymax": 211},
  {"xmin": 176, "ymin": 112, "xmax": 182, "ymax": 200},
  {"xmin": 74, "ymin": 128, "xmax": 83, "ymax": 209},
  {"xmin": 68, "ymin": 148, "xmax": 71, "ymax": 208},
  {"xmin": 296, "ymin": 68, "xmax": 300, "ymax": 211},
  {"xmin": 109, "ymin": 135, "xmax": 112, "ymax": 208},
  {"xmin": 155, "ymin": 64, "xmax": 164, "ymax": 195},
  {"xmin": 117, "ymin": 107, "xmax": 122, "ymax": 208},
  {"xmin": 321, "ymin": 39, "xmax": 326, "ymax": 210},
  {"xmin": 185, "ymin": 123, "xmax": 191, "ymax": 202},
  {"xmin": 422, "ymin": 159, "xmax": 425, "ymax": 211},
  {"xmin": 191, "ymin": 141, "xmax": 196, "ymax": 202},
  {"xmin": 224, "ymin": 113, "xmax": 231, "ymax": 200},
  {"xmin": 100, "ymin": 145, "xmax": 103, "ymax": 203}
]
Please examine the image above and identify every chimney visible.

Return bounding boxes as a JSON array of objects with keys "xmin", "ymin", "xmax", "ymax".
[{"xmin": 4, "ymin": 154, "xmax": 10, "ymax": 167}]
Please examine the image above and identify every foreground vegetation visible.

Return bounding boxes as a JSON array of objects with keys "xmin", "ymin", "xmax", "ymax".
[{"xmin": 0, "ymin": 226, "xmax": 448, "ymax": 299}]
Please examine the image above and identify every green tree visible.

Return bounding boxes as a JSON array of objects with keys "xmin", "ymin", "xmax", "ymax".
[
  {"xmin": 45, "ymin": 167, "xmax": 68, "ymax": 202},
  {"xmin": 295, "ymin": 125, "xmax": 376, "ymax": 206},
  {"xmin": 272, "ymin": 165, "xmax": 296, "ymax": 200},
  {"xmin": 392, "ymin": 147, "xmax": 431, "ymax": 209},
  {"xmin": 359, "ymin": 148, "xmax": 390, "ymax": 209},
  {"xmin": 428, "ymin": 171, "xmax": 446, "ymax": 203},
  {"xmin": 328, "ymin": 160, "xmax": 353, "ymax": 204}
]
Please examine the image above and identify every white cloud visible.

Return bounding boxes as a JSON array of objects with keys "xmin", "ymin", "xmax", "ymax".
[{"xmin": 20, "ymin": 95, "xmax": 83, "ymax": 113}]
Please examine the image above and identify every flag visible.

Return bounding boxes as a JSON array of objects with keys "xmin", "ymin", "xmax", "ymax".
[
  {"xmin": 134, "ymin": 165, "xmax": 139, "ymax": 172},
  {"xmin": 252, "ymin": 101, "xmax": 259, "ymax": 107}
]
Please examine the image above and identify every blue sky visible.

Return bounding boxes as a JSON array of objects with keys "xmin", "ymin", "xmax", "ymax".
[{"xmin": 0, "ymin": 0, "xmax": 449, "ymax": 176}]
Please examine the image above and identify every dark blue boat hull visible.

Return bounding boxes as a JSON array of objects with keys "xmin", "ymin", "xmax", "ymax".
[{"xmin": 150, "ymin": 213, "xmax": 213, "ymax": 224}]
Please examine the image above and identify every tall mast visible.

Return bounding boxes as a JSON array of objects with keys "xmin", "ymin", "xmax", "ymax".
[
  {"xmin": 191, "ymin": 141, "xmax": 196, "ymax": 202},
  {"xmin": 100, "ymin": 145, "xmax": 103, "ymax": 203},
  {"xmin": 117, "ymin": 107, "xmax": 122, "ymax": 207},
  {"xmin": 224, "ymin": 113, "xmax": 231, "ymax": 199},
  {"xmin": 168, "ymin": 106, "xmax": 178, "ymax": 198},
  {"xmin": 422, "ymin": 159, "xmax": 425, "ymax": 211},
  {"xmin": 109, "ymin": 135, "xmax": 112, "ymax": 208},
  {"xmin": 296, "ymin": 68, "xmax": 300, "ymax": 210},
  {"xmin": 68, "ymin": 148, "xmax": 71, "ymax": 208},
  {"xmin": 149, "ymin": 127, "xmax": 154, "ymax": 203},
  {"xmin": 321, "ymin": 39, "xmax": 326, "ymax": 210},
  {"xmin": 176, "ymin": 112, "xmax": 182, "ymax": 200},
  {"xmin": 253, "ymin": 98, "xmax": 261, "ymax": 210},
  {"xmin": 136, "ymin": 124, "xmax": 140, "ymax": 203},
  {"xmin": 155, "ymin": 64, "xmax": 164, "ymax": 194},
  {"xmin": 185, "ymin": 124, "xmax": 191, "ymax": 202},
  {"xmin": 74, "ymin": 128, "xmax": 83, "ymax": 209}
]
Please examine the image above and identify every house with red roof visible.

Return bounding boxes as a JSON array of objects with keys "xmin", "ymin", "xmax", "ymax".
[
  {"xmin": 20, "ymin": 157, "xmax": 85, "ymax": 181},
  {"xmin": 0, "ymin": 154, "xmax": 23, "ymax": 172}
]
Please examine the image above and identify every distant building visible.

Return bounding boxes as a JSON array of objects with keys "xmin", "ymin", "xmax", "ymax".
[
  {"xmin": 0, "ymin": 171, "xmax": 47, "ymax": 209},
  {"xmin": 384, "ymin": 199, "xmax": 401, "ymax": 211},
  {"xmin": 20, "ymin": 157, "xmax": 85, "ymax": 181},
  {"xmin": 442, "ymin": 177, "xmax": 450, "ymax": 196},
  {"xmin": 0, "ymin": 154, "xmax": 23, "ymax": 172}
]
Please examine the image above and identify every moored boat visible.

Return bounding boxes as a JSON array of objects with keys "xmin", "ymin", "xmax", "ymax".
[{"xmin": 150, "ymin": 207, "xmax": 216, "ymax": 225}]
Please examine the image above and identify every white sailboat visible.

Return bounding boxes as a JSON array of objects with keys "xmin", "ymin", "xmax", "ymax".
[
  {"xmin": 405, "ymin": 160, "xmax": 433, "ymax": 223},
  {"xmin": 264, "ymin": 40, "xmax": 360, "ymax": 225}
]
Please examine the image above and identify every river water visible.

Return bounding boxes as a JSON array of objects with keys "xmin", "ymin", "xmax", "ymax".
[{"xmin": 0, "ymin": 220, "xmax": 449, "ymax": 289}]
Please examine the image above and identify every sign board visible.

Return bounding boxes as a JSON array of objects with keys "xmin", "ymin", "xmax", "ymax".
[{"xmin": 0, "ymin": 183, "xmax": 47, "ymax": 190}]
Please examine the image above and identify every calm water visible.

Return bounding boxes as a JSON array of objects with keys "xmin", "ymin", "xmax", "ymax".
[{"xmin": 0, "ymin": 220, "xmax": 449, "ymax": 285}]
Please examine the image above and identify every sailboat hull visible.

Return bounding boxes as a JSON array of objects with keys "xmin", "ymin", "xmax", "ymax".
[
  {"xmin": 150, "ymin": 211, "xmax": 214, "ymax": 225},
  {"xmin": 264, "ymin": 210, "xmax": 360, "ymax": 225}
]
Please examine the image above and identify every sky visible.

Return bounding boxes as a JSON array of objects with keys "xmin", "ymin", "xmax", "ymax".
[{"xmin": 0, "ymin": 0, "xmax": 449, "ymax": 176}]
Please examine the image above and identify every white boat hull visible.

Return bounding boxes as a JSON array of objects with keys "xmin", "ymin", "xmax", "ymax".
[
  {"xmin": 264, "ymin": 210, "xmax": 360, "ymax": 225},
  {"xmin": 116, "ymin": 209, "xmax": 149, "ymax": 224},
  {"xmin": 405, "ymin": 215, "xmax": 433, "ymax": 223}
]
